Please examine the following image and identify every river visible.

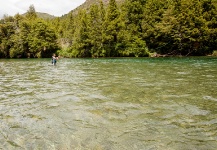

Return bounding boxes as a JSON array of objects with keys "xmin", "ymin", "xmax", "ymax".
[{"xmin": 0, "ymin": 57, "xmax": 217, "ymax": 149}]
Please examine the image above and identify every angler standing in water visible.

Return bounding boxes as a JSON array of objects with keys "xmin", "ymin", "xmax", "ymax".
[{"xmin": 51, "ymin": 54, "xmax": 58, "ymax": 65}]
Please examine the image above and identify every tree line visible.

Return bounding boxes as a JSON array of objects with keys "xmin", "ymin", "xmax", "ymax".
[
  {"xmin": 0, "ymin": 5, "xmax": 58, "ymax": 58},
  {"xmin": 0, "ymin": 0, "xmax": 216, "ymax": 58}
]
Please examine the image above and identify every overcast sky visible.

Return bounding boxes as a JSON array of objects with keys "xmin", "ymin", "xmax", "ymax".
[{"xmin": 0, "ymin": 0, "xmax": 86, "ymax": 18}]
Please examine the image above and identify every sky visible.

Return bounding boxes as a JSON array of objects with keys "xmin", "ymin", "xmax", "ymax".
[{"xmin": 0, "ymin": 0, "xmax": 86, "ymax": 18}]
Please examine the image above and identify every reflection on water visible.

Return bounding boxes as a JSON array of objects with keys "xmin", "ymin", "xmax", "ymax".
[{"xmin": 0, "ymin": 57, "xmax": 217, "ymax": 149}]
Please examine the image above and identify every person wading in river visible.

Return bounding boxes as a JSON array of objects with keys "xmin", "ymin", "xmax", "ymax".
[{"xmin": 51, "ymin": 54, "xmax": 58, "ymax": 65}]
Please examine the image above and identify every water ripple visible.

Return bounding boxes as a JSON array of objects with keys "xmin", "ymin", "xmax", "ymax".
[{"xmin": 0, "ymin": 58, "xmax": 217, "ymax": 149}]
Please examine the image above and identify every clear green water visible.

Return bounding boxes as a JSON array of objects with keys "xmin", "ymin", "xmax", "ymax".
[{"xmin": 0, "ymin": 57, "xmax": 217, "ymax": 150}]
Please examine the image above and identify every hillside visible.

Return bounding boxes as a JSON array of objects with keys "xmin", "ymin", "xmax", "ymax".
[
  {"xmin": 62, "ymin": 0, "xmax": 124, "ymax": 17},
  {"xmin": 22, "ymin": 12, "xmax": 56, "ymax": 20},
  {"xmin": 79, "ymin": 0, "xmax": 124, "ymax": 8},
  {"xmin": 36, "ymin": 12, "xmax": 56, "ymax": 20}
]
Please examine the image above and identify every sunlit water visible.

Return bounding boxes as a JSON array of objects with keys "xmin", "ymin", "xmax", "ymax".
[{"xmin": 0, "ymin": 57, "xmax": 217, "ymax": 150}]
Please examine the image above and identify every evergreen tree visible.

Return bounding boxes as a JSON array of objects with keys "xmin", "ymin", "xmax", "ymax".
[
  {"xmin": 104, "ymin": 0, "xmax": 120, "ymax": 57},
  {"xmin": 89, "ymin": 4, "xmax": 101, "ymax": 57},
  {"xmin": 142, "ymin": 0, "xmax": 171, "ymax": 54},
  {"xmin": 201, "ymin": 0, "xmax": 217, "ymax": 55},
  {"xmin": 89, "ymin": 2, "xmax": 107, "ymax": 57},
  {"xmin": 125, "ymin": 0, "xmax": 146, "ymax": 32},
  {"xmin": 171, "ymin": 0, "xmax": 206, "ymax": 55},
  {"xmin": 64, "ymin": 13, "xmax": 76, "ymax": 39},
  {"xmin": 71, "ymin": 10, "xmax": 91, "ymax": 57},
  {"xmin": 0, "ymin": 16, "xmax": 15, "ymax": 58},
  {"xmin": 28, "ymin": 19, "xmax": 58, "ymax": 58},
  {"xmin": 99, "ymin": 0, "xmax": 107, "ymax": 57},
  {"xmin": 122, "ymin": 0, "xmax": 149, "ymax": 57},
  {"xmin": 26, "ymin": 5, "xmax": 37, "ymax": 20},
  {"xmin": 9, "ymin": 14, "xmax": 28, "ymax": 58}
]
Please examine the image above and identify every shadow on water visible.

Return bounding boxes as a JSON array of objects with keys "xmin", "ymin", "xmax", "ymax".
[{"xmin": 0, "ymin": 57, "xmax": 217, "ymax": 149}]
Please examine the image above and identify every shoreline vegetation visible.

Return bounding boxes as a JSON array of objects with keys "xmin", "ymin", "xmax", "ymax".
[{"xmin": 0, "ymin": 0, "xmax": 217, "ymax": 58}]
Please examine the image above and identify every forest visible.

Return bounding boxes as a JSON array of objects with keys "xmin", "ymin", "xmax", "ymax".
[{"xmin": 0, "ymin": 0, "xmax": 216, "ymax": 58}]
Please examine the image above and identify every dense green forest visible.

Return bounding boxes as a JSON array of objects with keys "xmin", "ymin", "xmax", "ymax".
[{"xmin": 0, "ymin": 0, "xmax": 216, "ymax": 58}]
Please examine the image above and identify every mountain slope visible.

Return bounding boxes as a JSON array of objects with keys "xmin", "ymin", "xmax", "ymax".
[
  {"xmin": 36, "ymin": 12, "xmax": 56, "ymax": 20},
  {"xmin": 63, "ymin": 0, "xmax": 124, "ymax": 17},
  {"xmin": 79, "ymin": 0, "xmax": 123, "ymax": 8},
  {"xmin": 22, "ymin": 12, "xmax": 56, "ymax": 20}
]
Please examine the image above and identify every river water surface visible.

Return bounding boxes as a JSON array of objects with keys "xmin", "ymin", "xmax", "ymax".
[{"xmin": 0, "ymin": 57, "xmax": 217, "ymax": 149}]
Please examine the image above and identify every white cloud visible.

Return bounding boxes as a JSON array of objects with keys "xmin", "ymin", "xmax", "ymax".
[{"xmin": 0, "ymin": 0, "xmax": 85, "ymax": 18}]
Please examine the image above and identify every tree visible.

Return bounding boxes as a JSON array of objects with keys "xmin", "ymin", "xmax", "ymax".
[
  {"xmin": 70, "ymin": 10, "xmax": 91, "ymax": 57},
  {"xmin": 28, "ymin": 19, "xmax": 58, "ymax": 58},
  {"xmin": 9, "ymin": 14, "xmax": 28, "ymax": 58},
  {"xmin": 142, "ymin": 0, "xmax": 172, "ymax": 54},
  {"xmin": 121, "ymin": 0, "xmax": 149, "ymax": 57},
  {"xmin": 104, "ymin": 0, "xmax": 120, "ymax": 57},
  {"xmin": 99, "ymin": 0, "xmax": 107, "ymax": 57},
  {"xmin": 26, "ymin": 5, "xmax": 37, "ymax": 20},
  {"xmin": 89, "ymin": 3, "xmax": 107, "ymax": 57},
  {"xmin": 200, "ymin": 0, "xmax": 217, "ymax": 55},
  {"xmin": 0, "ymin": 16, "xmax": 15, "ymax": 58},
  {"xmin": 125, "ymin": 0, "xmax": 146, "ymax": 32}
]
